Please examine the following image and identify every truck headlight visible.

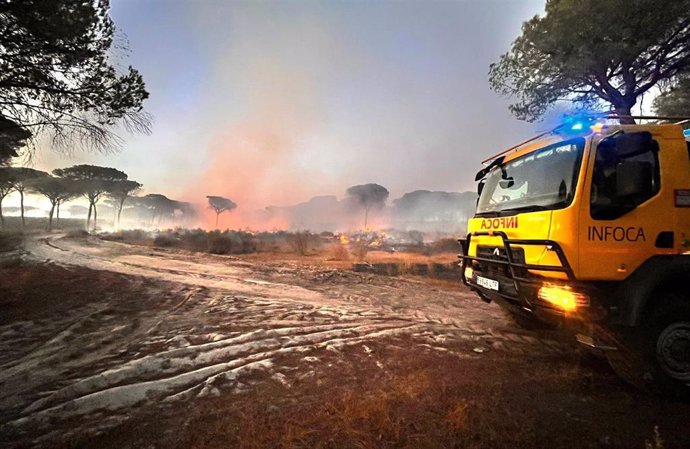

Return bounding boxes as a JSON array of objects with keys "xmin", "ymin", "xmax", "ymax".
[
  {"xmin": 464, "ymin": 266, "xmax": 474, "ymax": 280},
  {"xmin": 538, "ymin": 285, "xmax": 588, "ymax": 312}
]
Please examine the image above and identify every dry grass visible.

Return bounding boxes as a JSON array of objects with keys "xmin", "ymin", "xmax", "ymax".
[
  {"xmin": 328, "ymin": 243, "xmax": 351, "ymax": 261},
  {"xmin": 5, "ymin": 262, "xmax": 689, "ymax": 449},
  {"xmin": 287, "ymin": 231, "xmax": 311, "ymax": 256},
  {"xmin": 350, "ymin": 240, "xmax": 369, "ymax": 261},
  {"xmin": 89, "ymin": 344, "xmax": 559, "ymax": 449}
]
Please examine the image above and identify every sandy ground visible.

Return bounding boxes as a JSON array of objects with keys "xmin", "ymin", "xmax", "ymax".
[{"xmin": 1, "ymin": 235, "xmax": 689, "ymax": 449}]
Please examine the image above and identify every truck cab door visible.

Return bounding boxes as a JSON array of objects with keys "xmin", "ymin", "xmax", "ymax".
[{"xmin": 578, "ymin": 131, "xmax": 673, "ymax": 281}]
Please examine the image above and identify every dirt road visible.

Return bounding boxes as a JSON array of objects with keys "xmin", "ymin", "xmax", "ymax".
[{"xmin": 1, "ymin": 235, "xmax": 689, "ymax": 448}]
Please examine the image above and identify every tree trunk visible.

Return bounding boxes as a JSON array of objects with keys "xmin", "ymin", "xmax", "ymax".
[
  {"xmin": 216, "ymin": 212, "xmax": 219, "ymax": 228},
  {"xmin": 86, "ymin": 203, "xmax": 92, "ymax": 230},
  {"xmin": 364, "ymin": 207, "xmax": 369, "ymax": 229},
  {"xmin": 615, "ymin": 106, "xmax": 636, "ymax": 124},
  {"xmin": 117, "ymin": 198, "xmax": 125, "ymax": 230},
  {"xmin": 48, "ymin": 203, "xmax": 55, "ymax": 232},
  {"xmin": 20, "ymin": 190, "xmax": 25, "ymax": 229},
  {"xmin": 0, "ymin": 196, "xmax": 4, "ymax": 229},
  {"xmin": 56, "ymin": 200, "xmax": 61, "ymax": 224},
  {"xmin": 93, "ymin": 204, "xmax": 98, "ymax": 231}
]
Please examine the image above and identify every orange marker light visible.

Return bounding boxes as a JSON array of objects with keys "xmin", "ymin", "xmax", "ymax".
[
  {"xmin": 538, "ymin": 285, "xmax": 580, "ymax": 312},
  {"xmin": 590, "ymin": 122, "xmax": 605, "ymax": 133}
]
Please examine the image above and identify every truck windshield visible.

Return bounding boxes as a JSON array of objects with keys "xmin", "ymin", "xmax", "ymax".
[{"xmin": 476, "ymin": 138, "xmax": 585, "ymax": 216}]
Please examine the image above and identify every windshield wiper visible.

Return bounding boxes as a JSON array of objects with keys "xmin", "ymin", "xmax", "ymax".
[
  {"xmin": 505, "ymin": 205, "xmax": 548, "ymax": 212},
  {"xmin": 501, "ymin": 203, "xmax": 560, "ymax": 214},
  {"xmin": 475, "ymin": 211, "xmax": 502, "ymax": 217}
]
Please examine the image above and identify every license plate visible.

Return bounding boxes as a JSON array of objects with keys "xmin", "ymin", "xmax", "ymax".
[{"xmin": 476, "ymin": 275, "xmax": 499, "ymax": 291}]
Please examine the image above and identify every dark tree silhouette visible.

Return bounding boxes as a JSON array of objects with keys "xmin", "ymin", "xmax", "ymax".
[
  {"xmin": 0, "ymin": 117, "xmax": 31, "ymax": 165},
  {"xmin": 175, "ymin": 201, "xmax": 197, "ymax": 225},
  {"xmin": 108, "ymin": 180, "xmax": 142, "ymax": 229},
  {"xmin": 345, "ymin": 183, "xmax": 389, "ymax": 229},
  {"xmin": 207, "ymin": 195, "xmax": 237, "ymax": 228},
  {"xmin": 2, "ymin": 167, "xmax": 49, "ymax": 228},
  {"xmin": 28, "ymin": 177, "xmax": 78, "ymax": 231},
  {"xmin": 393, "ymin": 190, "xmax": 477, "ymax": 228},
  {"xmin": 0, "ymin": 0, "xmax": 150, "ymax": 155},
  {"xmin": 489, "ymin": 0, "xmax": 690, "ymax": 123},
  {"xmin": 53, "ymin": 165, "xmax": 127, "ymax": 231},
  {"xmin": 654, "ymin": 77, "xmax": 690, "ymax": 117},
  {"xmin": 139, "ymin": 194, "xmax": 177, "ymax": 226}
]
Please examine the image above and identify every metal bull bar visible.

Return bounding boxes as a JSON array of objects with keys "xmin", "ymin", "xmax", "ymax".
[{"xmin": 458, "ymin": 231, "xmax": 576, "ymax": 303}]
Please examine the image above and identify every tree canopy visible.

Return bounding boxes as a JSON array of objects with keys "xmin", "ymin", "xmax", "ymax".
[
  {"xmin": 28, "ymin": 176, "xmax": 79, "ymax": 230},
  {"xmin": 0, "ymin": 0, "xmax": 150, "ymax": 155},
  {"xmin": 393, "ymin": 190, "xmax": 476, "ymax": 222},
  {"xmin": 654, "ymin": 77, "xmax": 690, "ymax": 116},
  {"xmin": 0, "ymin": 117, "xmax": 31, "ymax": 165},
  {"xmin": 207, "ymin": 195, "xmax": 237, "ymax": 228},
  {"xmin": 53, "ymin": 164, "xmax": 128, "ymax": 230},
  {"xmin": 345, "ymin": 183, "xmax": 389, "ymax": 228},
  {"xmin": 489, "ymin": 0, "xmax": 690, "ymax": 123},
  {"xmin": 108, "ymin": 179, "xmax": 142, "ymax": 228},
  {"xmin": 2, "ymin": 166, "xmax": 49, "ymax": 227}
]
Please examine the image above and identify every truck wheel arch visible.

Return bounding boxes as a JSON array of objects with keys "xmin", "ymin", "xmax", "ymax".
[{"xmin": 615, "ymin": 256, "xmax": 690, "ymax": 327}]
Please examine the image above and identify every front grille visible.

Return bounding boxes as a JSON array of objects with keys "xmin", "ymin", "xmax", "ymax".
[
  {"xmin": 476, "ymin": 245, "xmax": 525, "ymax": 264},
  {"xmin": 474, "ymin": 245, "xmax": 527, "ymax": 281}
]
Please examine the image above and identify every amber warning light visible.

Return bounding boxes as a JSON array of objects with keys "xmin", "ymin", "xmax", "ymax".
[{"xmin": 537, "ymin": 285, "xmax": 589, "ymax": 312}]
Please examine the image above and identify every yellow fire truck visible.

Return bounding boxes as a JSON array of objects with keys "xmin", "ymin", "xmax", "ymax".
[{"xmin": 460, "ymin": 115, "xmax": 690, "ymax": 396}]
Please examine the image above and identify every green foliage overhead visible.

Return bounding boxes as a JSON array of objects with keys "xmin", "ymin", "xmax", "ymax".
[
  {"xmin": 0, "ymin": 0, "xmax": 150, "ymax": 154},
  {"xmin": 489, "ymin": 0, "xmax": 690, "ymax": 122},
  {"xmin": 0, "ymin": 117, "xmax": 31, "ymax": 165},
  {"xmin": 654, "ymin": 77, "xmax": 690, "ymax": 116}
]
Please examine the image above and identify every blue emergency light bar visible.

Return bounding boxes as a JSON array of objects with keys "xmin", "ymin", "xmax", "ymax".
[{"xmin": 481, "ymin": 114, "xmax": 690, "ymax": 165}]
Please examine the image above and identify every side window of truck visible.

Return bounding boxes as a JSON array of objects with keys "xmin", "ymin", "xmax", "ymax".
[{"xmin": 590, "ymin": 132, "xmax": 660, "ymax": 220}]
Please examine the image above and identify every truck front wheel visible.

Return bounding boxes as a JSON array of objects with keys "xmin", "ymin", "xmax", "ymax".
[{"xmin": 607, "ymin": 295, "xmax": 690, "ymax": 398}]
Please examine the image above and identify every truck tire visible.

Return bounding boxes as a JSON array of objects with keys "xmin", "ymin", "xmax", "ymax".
[{"xmin": 607, "ymin": 293, "xmax": 690, "ymax": 398}]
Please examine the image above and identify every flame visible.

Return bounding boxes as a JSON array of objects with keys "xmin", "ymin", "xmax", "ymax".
[{"xmin": 339, "ymin": 233, "xmax": 350, "ymax": 245}]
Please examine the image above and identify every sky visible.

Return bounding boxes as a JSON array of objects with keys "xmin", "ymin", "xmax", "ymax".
[{"xmin": 32, "ymin": 0, "xmax": 550, "ymax": 225}]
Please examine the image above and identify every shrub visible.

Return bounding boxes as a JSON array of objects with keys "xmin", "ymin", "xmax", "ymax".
[
  {"xmin": 207, "ymin": 231, "xmax": 234, "ymax": 254},
  {"xmin": 153, "ymin": 234, "xmax": 176, "ymax": 247},
  {"xmin": 100, "ymin": 229, "xmax": 150, "ymax": 244},
  {"xmin": 329, "ymin": 243, "xmax": 351, "ymax": 261},
  {"xmin": 66, "ymin": 229, "xmax": 90, "ymax": 239},
  {"xmin": 180, "ymin": 229, "xmax": 209, "ymax": 252},
  {"xmin": 287, "ymin": 231, "xmax": 310, "ymax": 256},
  {"xmin": 0, "ymin": 232, "xmax": 23, "ymax": 252}
]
